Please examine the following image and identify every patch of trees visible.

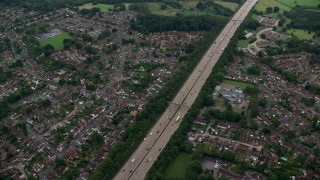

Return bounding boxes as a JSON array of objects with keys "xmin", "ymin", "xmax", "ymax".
[
  {"xmin": 196, "ymin": 1, "xmax": 233, "ymax": 17},
  {"xmin": 113, "ymin": 3, "xmax": 126, "ymax": 12},
  {"xmin": 247, "ymin": 65, "xmax": 261, "ymax": 75},
  {"xmin": 266, "ymin": 7, "xmax": 273, "ymax": 14},
  {"xmin": 79, "ymin": 7, "xmax": 101, "ymax": 17},
  {"xmin": 241, "ymin": 18, "xmax": 260, "ymax": 30},
  {"xmin": 121, "ymin": 38, "xmax": 135, "ymax": 45},
  {"xmin": 305, "ymin": 82, "xmax": 320, "ymax": 95},
  {"xmin": 128, "ymin": 3, "xmax": 149, "ymax": 13},
  {"xmin": 185, "ymin": 44, "xmax": 195, "ymax": 53},
  {"xmin": 0, "ymin": 69, "xmax": 13, "ymax": 84},
  {"xmin": 204, "ymin": 108, "xmax": 242, "ymax": 122},
  {"xmin": 221, "ymin": 0, "xmax": 245, "ymax": 5},
  {"xmin": 63, "ymin": 39, "xmax": 82, "ymax": 50},
  {"xmin": 287, "ymin": 8, "xmax": 320, "ymax": 35},
  {"xmin": 130, "ymin": 14, "xmax": 226, "ymax": 34},
  {"xmin": 98, "ymin": 30, "xmax": 111, "ymax": 39},
  {"xmin": 0, "ymin": 81, "xmax": 33, "ymax": 120},
  {"xmin": 163, "ymin": 0, "xmax": 182, "ymax": 9},
  {"xmin": 301, "ymin": 97, "xmax": 316, "ymax": 107}
]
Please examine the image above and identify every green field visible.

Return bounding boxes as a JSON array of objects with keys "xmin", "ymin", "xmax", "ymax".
[
  {"xmin": 286, "ymin": 29, "xmax": 315, "ymax": 40},
  {"xmin": 280, "ymin": 0, "xmax": 320, "ymax": 8},
  {"xmin": 79, "ymin": 3, "xmax": 114, "ymax": 12},
  {"xmin": 78, "ymin": 3, "xmax": 130, "ymax": 12},
  {"xmin": 40, "ymin": 33, "xmax": 71, "ymax": 50},
  {"xmin": 215, "ymin": 0, "xmax": 239, "ymax": 11},
  {"xmin": 165, "ymin": 153, "xmax": 191, "ymax": 179},
  {"xmin": 222, "ymin": 79, "xmax": 256, "ymax": 90}
]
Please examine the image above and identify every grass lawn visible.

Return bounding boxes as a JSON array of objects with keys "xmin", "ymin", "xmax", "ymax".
[
  {"xmin": 222, "ymin": 79, "xmax": 256, "ymax": 90},
  {"xmin": 286, "ymin": 29, "xmax": 315, "ymax": 40},
  {"xmin": 165, "ymin": 153, "xmax": 191, "ymax": 179},
  {"xmin": 280, "ymin": 0, "xmax": 320, "ymax": 8},
  {"xmin": 40, "ymin": 33, "xmax": 71, "ymax": 50},
  {"xmin": 215, "ymin": 0, "xmax": 239, "ymax": 11}
]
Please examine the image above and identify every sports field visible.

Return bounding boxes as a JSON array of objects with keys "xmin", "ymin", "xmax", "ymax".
[
  {"xmin": 40, "ymin": 33, "xmax": 71, "ymax": 50},
  {"xmin": 164, "ymin": 153, "xmax": 191, "ymax": 179}
]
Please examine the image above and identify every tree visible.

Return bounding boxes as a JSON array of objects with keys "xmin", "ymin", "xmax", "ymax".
[
  {"xmin": 185, "ymin": 44, "xmax": 195, "ymax": 53},
  {"xmin": 260, "ymin": 33, "xmax": 266, "ymax": 39},
  {"xmin": 266, "ymin": 7, "xmax": 273, "ymax": 14},
  {"xmin": 250, "ymin": 107, "xmax": 259, "ymax": 118},
  {"xmin": 302, "ymin": 97, "xmax": 316, "ymax": 107},
  {"xmin": 258, "ymin": 98, "xmax": 267, "ymax": 107},
  {"xmin": 43, "ymin": 44, "xmax": 54, "ymax": 56},
  {"xmin": 274, "ymin": 6, "xmax": 280, "ymax": 13},
  {"xmin": 160, "ymin": 4, "xmax": 167, "ymax": 10},
  {"xmin": 247, "ymin": 65, "xmax": 261, "ymax": 75}
]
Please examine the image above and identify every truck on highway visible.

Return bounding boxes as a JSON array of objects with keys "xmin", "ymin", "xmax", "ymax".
[
  {"xmin": 175, "ymin": 116, "xmax": 180, "ymax": 122},
  {"xmin": 130, "ymin": 158, "xmax": 136, "ymax": 164}
]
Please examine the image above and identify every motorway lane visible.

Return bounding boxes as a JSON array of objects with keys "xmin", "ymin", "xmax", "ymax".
[{"xmin": 113, "ymin": 0, "xmax": 258, "ymax": 179}]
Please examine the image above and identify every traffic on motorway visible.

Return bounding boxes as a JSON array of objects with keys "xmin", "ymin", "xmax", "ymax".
[{"xmin": 113, "ymin": 0, "xmax": 258, "ymax": 179}]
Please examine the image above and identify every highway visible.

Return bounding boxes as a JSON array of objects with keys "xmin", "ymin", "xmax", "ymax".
[{"xmin": 113, "ymin": 0, "xmax": 258, "ymax": 179}]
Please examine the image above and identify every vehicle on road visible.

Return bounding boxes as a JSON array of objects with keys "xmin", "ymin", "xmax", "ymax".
[
  {"xmin": 130, "ymin": 158, "xmax": 135, "ymax": 164},
  {"xmin": 176, "ymin": 116, "xmax": 180, "ymax": 122}
]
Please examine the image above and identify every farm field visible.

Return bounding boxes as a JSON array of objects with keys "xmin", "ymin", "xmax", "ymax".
[
  {"xmin": 40, "ymin": 33, "xmax": 71, "ymax": 50},
  {"xmin": 164, "ymin": 153, "xmax": 191, "ymax": 179},
  {"xmin": 222, "ymin": 79, "xmax": 256, "ymax": 90}
]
